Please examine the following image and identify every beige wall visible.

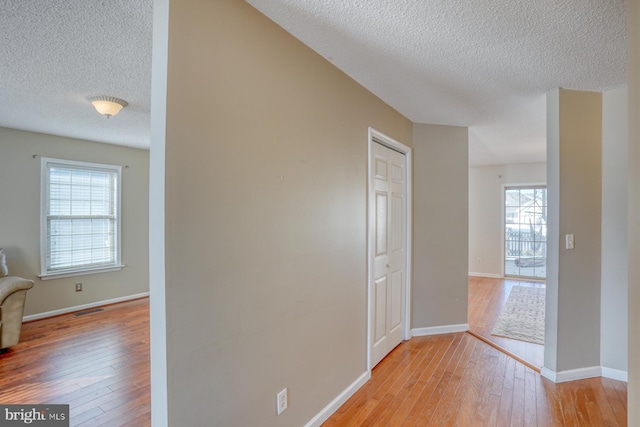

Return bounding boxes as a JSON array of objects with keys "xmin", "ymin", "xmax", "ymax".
[
  {"xmin": 468, "ymin": 162, "xmax": 546, "ymax": 277},
  {"xmin": 601, "ymin": 88, "xmax": 628, "ymax": 373},
  {"xmin": 629, "ymin": 0, "xmax": 640, "ymax": 423},
  {"xmin": 412, "ymin": 123, "xmax": 468, "ymax": 328},
  {"xmin": 545, "ymin": 89, "xmax": 602, "ymax": 372},
  {"xmin": 162, "ymin": 0, "xmax": 412, "ymax": 425},
  {"xmin": 0, "ymin": 127, "xmax": 149, "ymax": 316}
]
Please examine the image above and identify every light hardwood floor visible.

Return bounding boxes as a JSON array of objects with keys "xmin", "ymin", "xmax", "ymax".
[
  {"xmin": 324, "ymin": 276, "xmax": 627, "ymax": 426},
  {"xmin": 468, "ymin": 276, "xmax": 545, "ymax": 369},
  {"xmin": 1, "ymin": 286, "xmax": 627, "ymax": 426},
  {"xmin": 323, "ymin": 332, "xmax": 627, "ymax": 426},
  {"xmin": 0, "ymin": 298, "xmax": 150, "ymax": 427}
]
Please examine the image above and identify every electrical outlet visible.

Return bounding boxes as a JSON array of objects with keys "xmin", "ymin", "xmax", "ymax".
[
  {"xmin": 276, "ymin": 388, "xmax": 288, "ymax": 415},
  {"xmin": 75, "ymin": 283, "xmax": 82, "ymax": 292},
  {"xmin": 566, "ymin": 234, "xmax": 575, "ymax": 250}
]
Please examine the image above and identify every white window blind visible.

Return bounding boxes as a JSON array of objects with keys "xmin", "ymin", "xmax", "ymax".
[{"xmin": 40, "ymin": 158, "xmax": 122, "ymax": 278}]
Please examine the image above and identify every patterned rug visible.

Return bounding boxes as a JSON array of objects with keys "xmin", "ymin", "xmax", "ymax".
[{"xmin": 491, "ymin": 285, "xmax": 545, "ymax": 345}]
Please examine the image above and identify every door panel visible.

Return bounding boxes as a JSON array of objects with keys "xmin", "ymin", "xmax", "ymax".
[
  {"xmin": 374, "ymin": 277, "xmax": 387, "ymax": 344},
  {"xmin": 389, "ymin": 270, "xmax": 403, "ymax": 332},
  {"xmin": 391, "ymin": 194, "xmax": 403, "ymax": 251},
  {"xmin": 370, "ymin": 142, "xmax": 407, "ymax": 368},
  {"xmin": 391, "ymin": 163, "xmax": 403, "ymax": 183},
  {"xmin": 375, "ymin": 158, "xmax": 388, "ymax": 180},
  {"xmin": 375, "ymin": 192, "xmax": 388, "ymax": 256}
]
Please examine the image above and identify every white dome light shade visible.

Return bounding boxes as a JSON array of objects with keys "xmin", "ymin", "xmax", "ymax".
[{"xmin": 89, "ymin": 96, "xmax": 128, "ymax": 118}]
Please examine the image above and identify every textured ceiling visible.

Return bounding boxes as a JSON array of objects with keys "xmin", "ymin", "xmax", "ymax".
[
  {"xmin": 0, "ymin": 1, "xmax": 627, "ymax": 164},
  {"xmin": 0, "ymin": 0, "xmax": 153, "ymax": 149},
  {"xmin": 247, "ymin": 0, "xmax": 627, "ymax": 165}
]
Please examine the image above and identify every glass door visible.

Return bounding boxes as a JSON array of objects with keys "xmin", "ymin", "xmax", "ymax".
[{"xmin": 504, "ymin": 186, "xmax": 547, "ymax": 279}]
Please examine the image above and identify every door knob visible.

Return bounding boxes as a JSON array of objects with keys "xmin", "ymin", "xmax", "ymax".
[{"xmin": 386, "ymin": 263, "xmax": 391, "ymax": 268}]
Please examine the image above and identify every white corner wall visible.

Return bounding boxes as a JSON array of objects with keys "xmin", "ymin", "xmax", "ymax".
[
  {"xmin": 601, "ymin": 88, "xmax": 628, "ymax": 375},
  {"xmin": 545, "ymin": 88, "xmax": 602, "ymax": 373},
  {"xmin": 468, "ymin": 163, "xmax": 546, "ymax": 277},
  {"xmin": 149, "ymin": 0, "xmax": 169, "ymax": 424},
  {"xmin": 628, "ymin": 0, "xmax": 640, "ymax": 422}
]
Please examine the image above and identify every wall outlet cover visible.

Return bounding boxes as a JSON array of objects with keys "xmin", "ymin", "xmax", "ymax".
[{"xmin": 276, "ymin": 388, "xmax": 288, "ymax": 415}]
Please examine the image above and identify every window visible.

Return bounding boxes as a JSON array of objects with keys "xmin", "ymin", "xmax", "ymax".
[
  {"xmin": 40, "ymin": 158, "xmax": 122, "ymax": 279},
  {"xmin": 504, "ymin": 186, "xmax": 547, "ymax": 279}
]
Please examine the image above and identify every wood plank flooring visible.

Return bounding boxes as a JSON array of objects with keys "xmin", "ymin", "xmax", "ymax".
[
  {"xmin": 0, "ymin": 298, "xmax": 150, "ymax": 427},
  {"xmin": 1, "ymin": 286, "xmax": 628, "ymax": 426},
  {"xmin": 468, "ymin": 276, "xmax": 545, "ymax": 369},
  {"xmin": 323, "ymin": 332, "xmax": 628, "ymax": 426}
]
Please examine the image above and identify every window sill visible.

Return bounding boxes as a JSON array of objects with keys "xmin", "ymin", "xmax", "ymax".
[{"xmin": 39, "ymin": 265, "xmax": 125, "ymax": 281}]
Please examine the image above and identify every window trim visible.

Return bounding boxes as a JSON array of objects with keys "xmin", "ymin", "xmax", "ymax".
[{"xmin": 39, "ymin": 157, "xmax": 123, "ymax": 280}]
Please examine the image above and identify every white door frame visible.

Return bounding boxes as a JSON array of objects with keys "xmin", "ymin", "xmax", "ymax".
[{"xmin": 367, "ymin": 127, "xmax": 413, "ymax": 371}]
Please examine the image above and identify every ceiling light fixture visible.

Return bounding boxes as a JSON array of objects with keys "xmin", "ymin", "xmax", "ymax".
[{"xmin": 89, "ymin": 96, "xmax": 128, "ymax": 118}]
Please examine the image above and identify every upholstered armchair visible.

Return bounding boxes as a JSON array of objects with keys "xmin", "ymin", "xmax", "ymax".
[
  {"xmin": 0, "ymin": 276, "xmax": 34, "ymax": 350},
  {"xmin": 0, "ymin": 248, "xmax": 34, "ymax": 350}
]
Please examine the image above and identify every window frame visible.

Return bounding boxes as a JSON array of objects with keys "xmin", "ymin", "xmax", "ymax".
[{"xmin": 39, "ymin": 157, "xmax": 123, "ymax": 280}]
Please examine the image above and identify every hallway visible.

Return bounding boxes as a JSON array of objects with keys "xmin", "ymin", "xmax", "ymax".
[{"xmin": 468, "ymin": 276, "xmax": 545, "ymax": 369}]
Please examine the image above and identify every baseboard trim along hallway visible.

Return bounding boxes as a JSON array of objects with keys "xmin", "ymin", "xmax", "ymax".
[
  {"xmin": 541, "ymin": 366, "xmax": 629, "ymax": 383},
  {"xmin": 602, "ymin": 367, "xmax": 629, "ymax": 382},
  {"xmin": 22, "ymin": 292, "xmax": 150, "ymax": 322},
  {"xmin": 412, "ymin": 323, "xmax": 469, "ymax": 336},
  {"xmin": 468, "ymin": 272, "xmax": 502, "ymax": 279},
  {"xmin": 304, "ymin": 371, "xmax": 370, "ymax": 427}
]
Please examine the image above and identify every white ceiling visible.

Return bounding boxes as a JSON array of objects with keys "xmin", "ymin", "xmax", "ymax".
[
  {"xmin": 1, "ymin": 1, "xmax": 627, "ymax": 165},
  {"xmin": 247, "ymin": 0, "xmax": 627, "ymax": 165},
  {"xmin": 0, "ymin": 0, "xmax": 153, "ymax": 150}
]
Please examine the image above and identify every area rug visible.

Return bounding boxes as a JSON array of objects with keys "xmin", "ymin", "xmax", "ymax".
[{"xmin": 491, "ymin": 285, "xmax": 545, "ymax": 345}]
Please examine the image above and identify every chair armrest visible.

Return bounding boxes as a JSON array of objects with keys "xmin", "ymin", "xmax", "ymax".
[{"xmin": 0, "ymin": 277, "xmax": 34, "ymax": 304}]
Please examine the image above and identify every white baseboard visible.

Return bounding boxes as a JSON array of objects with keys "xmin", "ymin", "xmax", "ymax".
[
  {"xmin": 304, "ymin": 371, "xmax": 370, "ymax": 427},
  {"xmin": 540, "ymin": 367, "xmax": 557, "ymax": 382},
  {"xmin": 23, "ymin": 292, "xmax": 150, "ymax": 322},
  {"xmin": 468, "ymin": 272, "xmax": 501, "ymax": 279},
  {"xmin": 541, "ymin": 366, "xmax": 602, "ymax": 383},
  {"xmin": 601, "ymin": 367, "xmax": 628, "ymax": 382},
  {"xmin": 412, "ymin": 323, "xmax": 470, "ymax": 336}
]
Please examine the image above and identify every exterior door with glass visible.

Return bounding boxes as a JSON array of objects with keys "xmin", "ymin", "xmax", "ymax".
[{"xmin": 504, "ymin": 186, "xmax": 547, "ymax": 279}]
